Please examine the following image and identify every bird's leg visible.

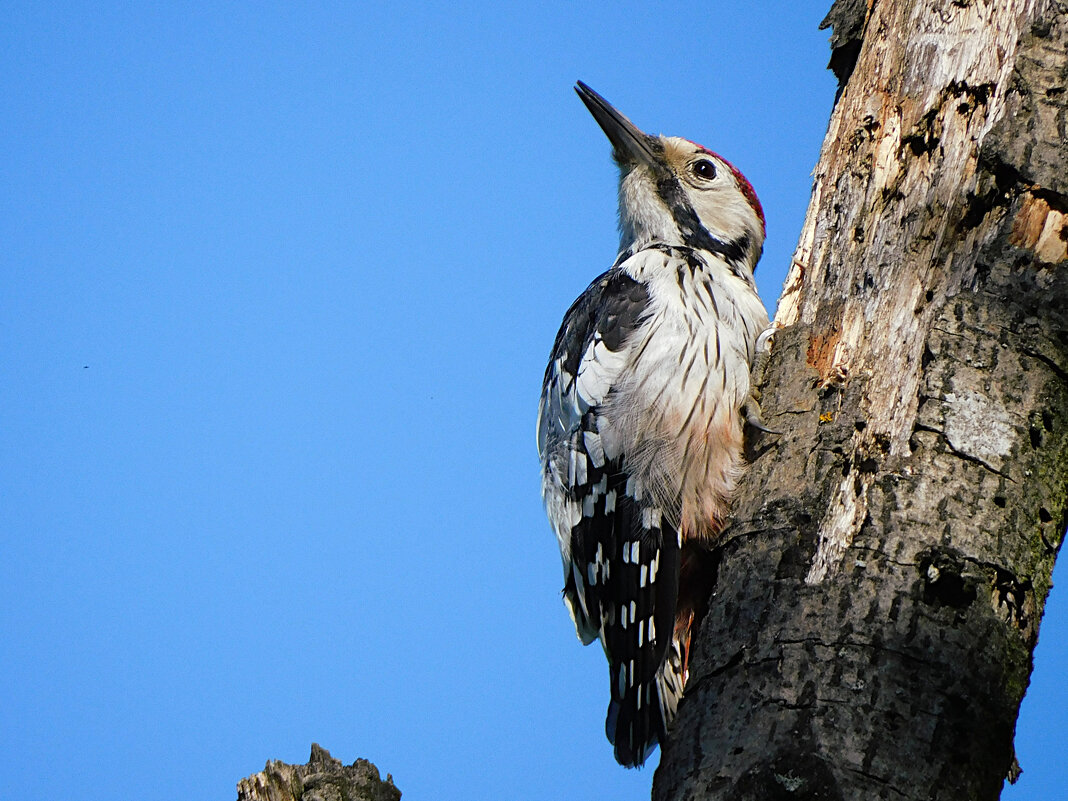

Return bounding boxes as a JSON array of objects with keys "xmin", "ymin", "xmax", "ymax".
[{"xmin": 744, "ymin": 324, "xmax": 781, "ymax": 435}]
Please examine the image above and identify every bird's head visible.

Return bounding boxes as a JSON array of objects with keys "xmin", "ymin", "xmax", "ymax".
[{"xmin": 576, "ymin": 81, "xmax": 765, "ymax": 271}]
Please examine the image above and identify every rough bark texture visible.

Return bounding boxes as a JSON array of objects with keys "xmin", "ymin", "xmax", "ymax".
[
  {"xmin": 236, "ymin": 744, "xmax": 401, "ymax": 801},
  {"xmin": 653, "ymin": 1, "xmax": 1068, "ymax": 800}
]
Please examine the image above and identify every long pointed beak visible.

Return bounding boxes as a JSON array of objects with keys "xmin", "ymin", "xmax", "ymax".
[{"xmin": 575, "ymin": 81, "xmax": 662, "ymax": 170}]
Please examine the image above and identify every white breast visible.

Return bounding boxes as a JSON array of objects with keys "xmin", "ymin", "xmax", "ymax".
[{"xmin": 600, "ymin": 247, "xmax": 768, "ymax": 538}]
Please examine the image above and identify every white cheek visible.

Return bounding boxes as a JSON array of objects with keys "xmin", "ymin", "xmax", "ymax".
[{"xmin": 692, "ymin": 186, "xmax": 760, "ymax": 243}]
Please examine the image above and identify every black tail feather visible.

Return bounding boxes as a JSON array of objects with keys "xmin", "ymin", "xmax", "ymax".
[{"xmin": 601, "ymin": 491, "xmax": 681, "ymax": 766}]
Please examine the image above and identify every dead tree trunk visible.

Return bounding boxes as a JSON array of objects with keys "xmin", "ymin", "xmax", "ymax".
[
  {"xmin": 653, "ymin": 2, "xmax": 1068, "ymax": 800},
  {"xmin": 236, "ymin": 744, "xmax": 401, "ymax": 801}
]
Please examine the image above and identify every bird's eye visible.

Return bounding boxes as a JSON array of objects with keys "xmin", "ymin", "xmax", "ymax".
[{"xmin": 692, "ymin": 159, "xmax": 717, "ymax": 180}]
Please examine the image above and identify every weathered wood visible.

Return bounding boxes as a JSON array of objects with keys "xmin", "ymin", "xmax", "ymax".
[
  {"xmin": 653, "ymin": 1, "xmax": 1068, "ymax": 800},
  {"xmin": 236, "ymin": 744, "xmax": 401, "ymax": 801}
]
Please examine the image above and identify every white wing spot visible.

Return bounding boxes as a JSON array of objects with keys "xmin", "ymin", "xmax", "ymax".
[
  {"xmin": 641, "ymin": 506, "xmax": 662, "ymax": 530},
  {"xmin": 576, "ymin": 337, "xmax": 628, "ymax": 409},
  {"xmin": 583, "ymin": 430, "xmax": 606, "ymax": 468},
  {"xmin": 596, "ymin": 415, "xmax": 622, "ymax": 460},
  {"xmin": 625, "ymin": 475, "xmax": 643, "ymax": 502}
]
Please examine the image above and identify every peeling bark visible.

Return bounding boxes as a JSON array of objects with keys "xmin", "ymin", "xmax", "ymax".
[
  {"xmin": 820, "ymin": 0, "xmax": 871, "ymax": 91},
  {"xmin": 654, "ymin": 2, "xmax": 1068, "ymax": 800}
]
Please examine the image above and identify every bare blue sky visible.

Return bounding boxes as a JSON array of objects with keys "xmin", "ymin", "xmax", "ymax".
[{"xmin": 2, "ymin": 2, "xmax": 1063, "ymax": 799}]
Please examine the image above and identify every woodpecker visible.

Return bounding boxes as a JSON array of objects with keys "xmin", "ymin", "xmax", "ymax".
[{"xmin": 537, "ymin": 82, "xmax": 770, "ymax": 767}]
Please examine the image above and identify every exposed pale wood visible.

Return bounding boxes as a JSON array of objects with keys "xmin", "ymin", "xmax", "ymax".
[{"xmin": 654, "ymin": 1, "xmax": 1068, "ymax": 799}]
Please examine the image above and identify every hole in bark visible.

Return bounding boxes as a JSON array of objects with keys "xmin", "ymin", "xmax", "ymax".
[
  {"xmin": 1030, "ymin": 427, "xmax": 1042, "ymax": 448},
  {"xmin": 1042, "ymin": 410, "xmax": 1053, "ymax": 431},
  {"xmin": 1031, "ymin": 18, "xmax": 1053, "ymax": 37},
  {"xmin": 923, "ymin": 567, "xmax": 976, "ymax": 608},
  {"xmin": 732, "ymin": 750, "xmax": 844, "ymax": 801},
  {"xmin": 961, "ymin": 190, "xmax": 997, "ymax": 230},
  {"xmin": 1040, "ymin": 507, "xmax": 1052, "ymax": 523},
  {"xmin": 904, "ymin": 120, "xmax": 939, "ymax": 156},
  {"xmin": 994, "ymin": 496, "xmax": 1007, "ymax": 508},
  {"xmin": 857, "ymin": 457, "xmax": 878, "ymax": 474},
  {"xmin": 919, "ymin": 550, "xmax": 976, "ymax": 609},
  {"xmin": 854, "ymin": 420, "xmax": 866, "ymax": 431},
  {"xmin": 925, "ymin": 289, "xmax": 934, "ymax": 302}
]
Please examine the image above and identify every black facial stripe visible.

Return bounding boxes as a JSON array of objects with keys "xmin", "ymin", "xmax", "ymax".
[
  {"xmin": 711, "ymin": 233, "xmax": 750, "ymax": 273},
  {"xmin": 656, "ymin": 177, "xmax": 750, "ymax": 266}
]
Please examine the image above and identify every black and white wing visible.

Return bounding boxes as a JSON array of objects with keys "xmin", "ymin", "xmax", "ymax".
[{"xmin": 537, "ymin": 263, "xmax": 683, "ymax": 767}]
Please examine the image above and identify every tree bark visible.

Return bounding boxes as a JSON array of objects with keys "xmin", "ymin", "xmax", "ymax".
[{"xmin": 653, "ymin": 2, "xmax": 1068, "ymax": 800}]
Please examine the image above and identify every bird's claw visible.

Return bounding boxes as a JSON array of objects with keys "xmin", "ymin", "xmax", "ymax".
[{"xmin": 743, "ymin": 395, "xmax": 781, "ymax": 435}]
